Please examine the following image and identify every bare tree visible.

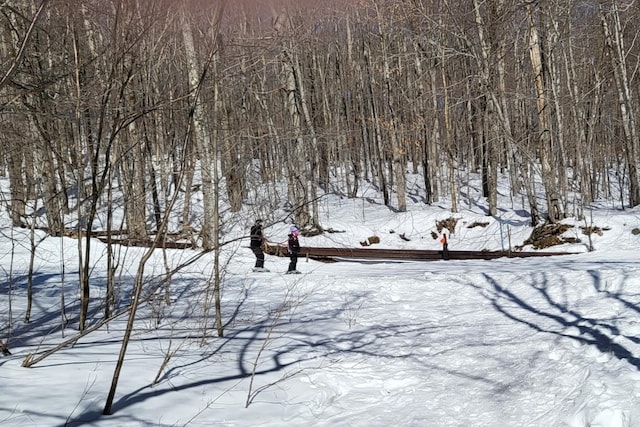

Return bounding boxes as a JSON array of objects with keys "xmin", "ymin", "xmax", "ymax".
[
  {"xmin": 599, "ymin": 0, "xmax": 640, "ymax": 207},
  {"xmin": 0, "ymin": 0, "xmax": 50, "ymax": 91},
  {"xmin": 526, "ymin": 2, "xmax": 564, "ymax": 222}
]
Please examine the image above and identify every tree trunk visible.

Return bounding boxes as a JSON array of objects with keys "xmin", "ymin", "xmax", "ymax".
[
  {"xmin": 527, "ymin": 3, "xmax": 562, "ymax": 222},
  {"xmin": 181, "ymin": 5, "xmax": 215, "ymax": 249},
  {"xmin": 599, "ymin": 1, "xmax": 640, "ymax": 207}
]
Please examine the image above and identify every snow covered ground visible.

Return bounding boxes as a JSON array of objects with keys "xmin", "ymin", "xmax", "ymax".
[{"xmin": 2, "ymin": 180, "xmax": 640, "ymax": 426}]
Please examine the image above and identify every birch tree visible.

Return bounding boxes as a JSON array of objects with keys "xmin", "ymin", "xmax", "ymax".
[
  {"xmin": 526, "ymin": 2, "xmax": 563, "ymax": 222},
  {"xmin": 599, "ymin": 0, "xmax": 640, "ymax": 207}
]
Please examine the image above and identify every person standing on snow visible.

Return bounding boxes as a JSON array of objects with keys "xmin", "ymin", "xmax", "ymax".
[
  {"xmin": 440, "ymin": 232, "xmax": 449, "ymax": 260},
  {"xmin": 286, "ymin": 225, "xmax": 301, "ymax": 274},
  {"xmin": 250, "ymin": 219, "xmax": 269, "ymax": 272}
]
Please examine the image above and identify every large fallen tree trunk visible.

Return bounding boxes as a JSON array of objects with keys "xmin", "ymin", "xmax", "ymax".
[{"xmin": 264, "ymin": 244, "xmax": 577, "ymax": 262}]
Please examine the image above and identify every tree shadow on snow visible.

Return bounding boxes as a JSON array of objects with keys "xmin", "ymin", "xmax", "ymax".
[
  {"xmin": 63, "ymin": 287, "xmax": 430, "ymax": 425},
  {"xmin": 476, "ymin": 272, "xmax": 640, "ymax": 369}
]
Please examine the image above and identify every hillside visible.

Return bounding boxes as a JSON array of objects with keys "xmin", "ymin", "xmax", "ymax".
[{"xmin": 2, "ymin": 170, "xmax": 640, "ymax": 426}]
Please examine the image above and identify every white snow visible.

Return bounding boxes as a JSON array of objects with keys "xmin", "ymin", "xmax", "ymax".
[{"xmin": 2, "ymin": 178, "xmax": 640, "ymax": 427}]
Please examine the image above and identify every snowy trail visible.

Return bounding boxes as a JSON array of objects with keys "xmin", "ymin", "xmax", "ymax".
[
  {"xmin": 247, "ymin": 255, "xmax": 640, "ymax": 426},
  {"xmin": 4, "ymin": 245, "xmax": 640, "ymax": 426}
]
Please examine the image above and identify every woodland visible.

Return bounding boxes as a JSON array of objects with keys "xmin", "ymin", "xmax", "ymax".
[
  {"xmin": 2, "ymin": 0, "xmax": 640, "ymax": 232},
  {"xmin": 1, "ymin": 1, "xmax": 640, "ymax": 326}
]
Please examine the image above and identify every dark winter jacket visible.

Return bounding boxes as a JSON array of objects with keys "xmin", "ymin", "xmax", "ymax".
[
  {"xmin": 288, "ymin": 234, "xmax": 300, "ymax": 254},
  {"xmin": 250, "ymin": 224, "xmax": 264, "ymax": 248}
]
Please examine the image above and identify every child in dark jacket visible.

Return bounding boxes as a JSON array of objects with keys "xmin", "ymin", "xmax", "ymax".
[
  {"xmin": 286, "ymin": 226, "xmax": 301, "ymax": 274},
  {"xmin": 250, "ymin": 219, "xmax": 268, "ymax": 272}
]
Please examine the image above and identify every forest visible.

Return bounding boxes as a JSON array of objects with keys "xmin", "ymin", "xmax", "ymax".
[
  {"xmin": 1, "ymin": 0, "xmax": 639, "ymax": 251},
  {"xmin": 2, "ymin": 2, "xmax": 640, "ymax": 411},
  {"xmin": 2, "ymin": 0, "xmax": 640, "ymax": 233}
]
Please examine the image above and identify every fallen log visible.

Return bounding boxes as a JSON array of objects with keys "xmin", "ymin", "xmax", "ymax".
[
  {"xmin": 264, "ymin": 244, "xmax": 577, "ymax": 262},
  {"xmin": 97, "ymin": 237, "xmax": 192, "ymax": 249}
]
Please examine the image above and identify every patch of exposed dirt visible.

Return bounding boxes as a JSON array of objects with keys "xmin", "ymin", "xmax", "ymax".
[
  {"xmin": 580, "ymin": 225, "xmax": 609, "ymax": 236},
  {"xmin": 520, "ymin": 223, "xmax": 580, "ymax": 249},
  {"xmin": 360, "ymin": 235, "xmax": 380, "ymax": 246},
  {"xmin": 436, "ymin": 217, "xmax": 458, "ymax": 234},
  {"xmin": 467, "ymin": 221, "xmax": 489, "ymax": 229}
]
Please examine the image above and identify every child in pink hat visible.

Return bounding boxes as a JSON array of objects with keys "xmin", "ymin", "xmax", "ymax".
[{"xmin": 286, "ymin": 226, "xmax": 301, "ymax": 274}]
